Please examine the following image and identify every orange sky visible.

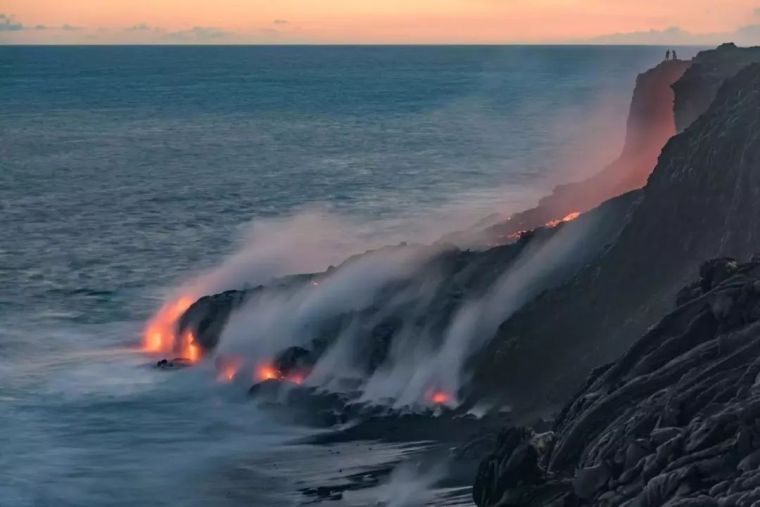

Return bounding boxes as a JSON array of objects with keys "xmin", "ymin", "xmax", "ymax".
[{"xmin": 2, "ymin": 0, "xmax": 759, "ymax": 44}]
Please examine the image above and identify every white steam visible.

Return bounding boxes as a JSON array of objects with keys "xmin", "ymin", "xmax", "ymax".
[
  {"xmin": 370, "ymin": 461, "xmax": 445, "ymax": 507},
  {"xmin": 357, "ymin": 213, "xmax": 597, "ymax": 407},
  {"xmin": 199, "ymin": 206, "xmax": 598, "ymax": 408}
]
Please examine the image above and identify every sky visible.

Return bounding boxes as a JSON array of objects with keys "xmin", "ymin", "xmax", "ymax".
[{"xmin": 1, "ymin": 0, "xmax": 760, "ymax": 45}]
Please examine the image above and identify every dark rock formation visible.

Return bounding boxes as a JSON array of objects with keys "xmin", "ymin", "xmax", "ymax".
[
  {"xmin": 673, "ymin": 43, "xmax": 760, "ymax": 132},
  {"xmin": 471, "ymin": 63, "xmax": 760, "ymax": 417},
  {"xmin": 177, "ymin": 289, "xmax": 249, "ymax": 351},
  {"xmin": 473, "ymin": 257, "xmax": 760, "ymax": 506},
  {"xmin": 486, "ymin": 59, "xmax": 689, "ymax": 240}
]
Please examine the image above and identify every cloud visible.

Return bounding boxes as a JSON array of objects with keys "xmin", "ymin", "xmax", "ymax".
[
  {"xmin": 164, "ymin": 26, "xmax": 230, "ymax": 42},
  {"xmin": 0, "ymin": 14, "xmax": 23, "ymax": 31},
  {"xmin": 755, "ymin": 7, "xmax": 760, "ymax": 17},
  {"xmin": 587, "ymin": 24, "xmax": 760, "ymax": 46},
  {"xmin": 61, "ymin": 24, "xmax": 82, "ymax": 31},
  {"xmin": 273, "ymin": 19, "xmax": 288, "ymax": 25},
  {"xmin": 127, "ymin": 23, "xmax": 163, "ymax": 33}
]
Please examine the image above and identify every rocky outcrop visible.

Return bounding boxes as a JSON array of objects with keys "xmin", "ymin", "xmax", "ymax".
[
  {"xmin": 672, "ymin": 43, "xmax": 760, "ymax": 132},
  {"xmin": 471, "ymin": 63, "xmax": 760, "ymax": 416},
  {"xmin": 473, "ymin": 257, "xmax": 760, "ymax": 506},
  {"xmin": 487, "ymin": 59, "xmax": 689, "ymax": 240}
]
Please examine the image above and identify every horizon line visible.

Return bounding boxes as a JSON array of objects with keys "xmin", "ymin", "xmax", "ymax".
[{"xmin": 0, "ymin": 42, "xmax": 716, "ymax": 47}]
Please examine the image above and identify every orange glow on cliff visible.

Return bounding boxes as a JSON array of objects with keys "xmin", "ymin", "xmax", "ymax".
[
  {"xmin": 142, "ymin": 295, "xmax": 200, "ymax": 362},
  {"xmin": 181, "ymin": 331, "xmax": 201, "ymax": 363},
  {"xmin": 545, "ymin": 211, "xmax": 581, "ymax": 228}
]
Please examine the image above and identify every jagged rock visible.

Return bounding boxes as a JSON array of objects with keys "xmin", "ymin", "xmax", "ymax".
[
  {"xmin": 177, "ymin": 289, "xmax": 250, "ymax": 351},
  {"xmin": 155, "ymin": 358, "xmax": 193, "ymax": 369},
  {"xmin": 573, "ymin": 463, "xmax": 611, "ymax": 500},
  {"xmin": 672, "ymin": 43, "xmax": 760, "ymax": 131},
  {"xmin": 473, "ymin": 257, "xmax": 760, "ymax": 506},
  {"xmin": 274, "ymin": 346, "xmax": 314, "ymax": 375}
]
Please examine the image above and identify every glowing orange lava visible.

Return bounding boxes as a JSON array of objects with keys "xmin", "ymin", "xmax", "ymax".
[
  {"xmin": 142, "ymin": 295, "xmax": 201, "ymax": 363},
  {"xmin": 430, "ymin": 391, "xmax": 451, "ymax": 405},
  {"xmin": 181, "ymin": 331, "xmax": 201, "ymax": 363},
  {"xmin": 257, "ymin": 364, "xmax": 282, "ymax": 381},
  {"xmin": 545, "ymin": 211, "xmax": 581, "ymax": 228}
]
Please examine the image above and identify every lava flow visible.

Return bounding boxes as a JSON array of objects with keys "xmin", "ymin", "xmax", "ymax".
[
  {"xmin": 257, "ymin": 364, "xmax": 281, "ymax": 381},
  {"xmin": 142, "ymin": 295, "xmax": 201, "ymax": 363},
  {"xmin": 255, "ymin": 363, "xmax": 307, "ymax": 385},
  {"xmin": 544, "ymin": 211, "xmax": 581, "ymax": 228},
  {"xmin": 429, "ymin": 390, "xmax": 453, "ymax": 405}
]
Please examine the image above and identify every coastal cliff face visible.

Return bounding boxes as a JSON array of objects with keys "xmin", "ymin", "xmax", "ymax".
[
  {"xmin": 672, "ymin": 43, "xmax": 760, "ymax": 132},
  {"xmin": 470, "ymin": 63, "xmax": 760, "ymax": 417},
  {"xmin": 490, "ymin": 59, "xmax": 688, "ymax": 239},
  {"xmin": 473, "ymin": 256, "xmax": 760, "ymax": 507}
]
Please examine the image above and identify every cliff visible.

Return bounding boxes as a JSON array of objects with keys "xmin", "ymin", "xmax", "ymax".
[
  {"xmin": 473, "ymin": 256, "xmax": 760, "ymax": 506},
  {"xmin": 672, "ymin": 43, "xmax": 760, "ymax": 132},
  {"xmin": 470, "ymin": 63, "xmax": 760, "ymax": 417},
  {"xmin": 488, "ymin": 59, "xmax": 688, "ymax": 240}
]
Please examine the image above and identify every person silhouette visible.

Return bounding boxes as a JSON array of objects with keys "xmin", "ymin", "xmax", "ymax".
[
  {"xmin": 666, "ymin": 49, "xmax": 671, "ymax": 60},
  {"xmin": 672, "ymin": 49, "xmax": 678, "ymax": 60}
]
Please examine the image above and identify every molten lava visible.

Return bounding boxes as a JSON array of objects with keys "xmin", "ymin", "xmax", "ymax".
[
  {"xmin": 257, "ymin": 364, "xmax": 281, "ymax": 381},
  {"xmin": 545, "ymin": 211, "xmax": 581, "ymax": 228},
  {"xmin": 255, "ymin": 363, "xmax": 308, "ymax": 385},
  {"xmin": 430, "ymin": 391, "xmax": 451, "ymax": 405},
  {"xmin": 142, "ymin": 295, "xmax": 201, "ymax": 363}
]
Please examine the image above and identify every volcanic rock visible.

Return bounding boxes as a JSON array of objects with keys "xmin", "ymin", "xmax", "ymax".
[
  {"xmin": 672, "ymin": 43, "xmax": 760, "ymax": 132},
  {"xmin": 473, "ymin": 256, "xmax": 760, "ymax": 506}
]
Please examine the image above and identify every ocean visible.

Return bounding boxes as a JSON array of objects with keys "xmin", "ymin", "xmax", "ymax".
[{"xmin": 0, "ymin": 45, "xmax": 698, "ymax": 506}]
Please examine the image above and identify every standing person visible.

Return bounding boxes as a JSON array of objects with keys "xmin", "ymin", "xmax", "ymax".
[
  {"xmin": 673, "ymin": 49, "xmax": 678, "ymax": 60},
  {"xmin": 666, "ymin": 49, "xmax": 671, "ymax": 60}
]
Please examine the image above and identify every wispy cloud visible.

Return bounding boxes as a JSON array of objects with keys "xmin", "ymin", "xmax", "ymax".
[
  {"xmin": 273, "ymin": 19, "xmax": 288, "ymax": 25},
  {"xmin": 0, "ymin": 14, "xmax": 23, "ymax": 31},
  {"xmin": 586, "ymin": 24, "xmax": 760, "ymax": 45},
  {"xmin": 126, "ymin": 22, "xmax": 164, "ymax": 33},
  {"xmin": 163, "ymin": 26, "xmax": 230, "ymax": 42},
  {"xmin": 1, "ymin": 14, "xmax": 82, "ymax": 35}
]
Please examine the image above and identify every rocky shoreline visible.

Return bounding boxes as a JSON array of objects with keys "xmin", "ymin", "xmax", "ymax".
[{"xmin": 474, "ymin": 255, "xmax": 760, "ymax": 506}]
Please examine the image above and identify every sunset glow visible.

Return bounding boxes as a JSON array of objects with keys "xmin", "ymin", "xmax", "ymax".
[{"xmin": 2, "ymin": 0, "xmax": 759, "ymax": 45}]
